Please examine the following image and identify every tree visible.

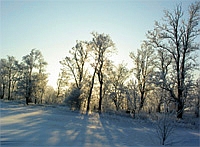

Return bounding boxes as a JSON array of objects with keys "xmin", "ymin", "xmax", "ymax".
[
  {"xmin": 194, "ymin": 78, "xmax": 200, "ymax": 117},
  {"xmin": 87, "ymin": 32, "xmax": 115, "ymax": 113},
  {"xmin": 43, "ymin": 86, "xmax": 56, "ymax": 104},
  {"xmin": 0, "ymin": 59, "xmax": 7, "ymax": 99},
  {"xmin": 126, "ymin": 80, "xmax": 139, "ymax": 117},
  {"xmin": 64, "ymin": 87, "xmax": 81, "ymax": 110},
  {"xmin": 0, "ymin": 56, "xmax": 19, "ymax": 100},
  {"xmin": 60, "ymin": 41, "xmax": 88, "ymax": 89},
  {"xmin": 56, "ymin": 71, "xmax": 68, "ymax": 100},
  {"xmin": 147, "ymin": 2, "xmax": 200, "ymax": 118},
  {"xmin": 130, "ymin": 42, "xmax": 156, "ymax": 111},
  {"xmin": 154, "ymin": 50, "xmax": 172, "ymax": 113},
  {"xmin": 60, "ymin": 41, "xmax": 89, "ymax": 110},
  {"xmin": 109, "ymin": 63, "xmax": 130, "ymax": 111},
  {"xmin": 155, "ymin": 113, "xmax": 174, "ymax": 145},
  {"xmin": 22, "ymin": 49, "xmax": 47, "ymax": 105},
  {"xmin": 33, "ymin": 53, "xmax": 48, "ymax": 104}
]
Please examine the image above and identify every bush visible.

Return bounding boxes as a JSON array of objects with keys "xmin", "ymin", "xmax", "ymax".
[
  {"xmin": 64, "ymin": 88, "xmax": 81, "ymax": 110},
  {"xmin": 155, "ymin": 113, "xmax": 174, "ymax": 145}
]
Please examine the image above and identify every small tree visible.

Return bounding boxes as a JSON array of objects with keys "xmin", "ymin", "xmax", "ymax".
[
  {"xmin": 64, "ymin": 87, "xmax": 81, "ymax": 110},
  {"xmin": 155, "ymin": 113, "xmax": 174, "ymax": 145}
]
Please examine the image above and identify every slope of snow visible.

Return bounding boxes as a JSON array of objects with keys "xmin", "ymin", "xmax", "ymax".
[{"xmin": 0, "ymin": 100, "xmax": 199, "ymax": 147}]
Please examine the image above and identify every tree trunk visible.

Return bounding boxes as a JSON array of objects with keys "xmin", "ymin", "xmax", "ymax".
[
  {"xmin": 26, "ymin": 68, "xmax": 32, "ymax": 105},
  {"xmin": 98, "ymin": 82, "xmax": 103, "ymax": 113},
  {"xmin": 156, "ymin": 102, "xmax": 161, "ymax": 113},
  {"xmin": 1, "ymin": 83, "xmax": 5, "ymax": 99},
  {"xmin": 113, "ymin": 98, "xmax": 119, "ymax": 111},
  {"xmin": 139, "ymin": 91, "xmax": 145, "ymax": 111},
  {"xmin": 26, "ymin": 97, "xmax": 29, "ymax": 105},
  {"xmin": 98, "ymin": 72, "xmax": 103, "ymax": 113},
  {"xmin": 8, "ymin": 79, "xmax": 11, "ymax": 100},
  {"xmin": 87, "ymin": 69, "xmax": 96, "ymax": 113},
  {"xmin": 177, "ymin": 99, "xmax": 184, "ymax": 119},
  {"xmin": 195, "ymin": 95, "xmax": 199, "ymax": 118}
]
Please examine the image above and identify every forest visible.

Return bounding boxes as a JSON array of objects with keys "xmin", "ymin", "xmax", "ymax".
[{"xmin": 1, "ymin": 2, "xmax": 200, "ymax": 120}]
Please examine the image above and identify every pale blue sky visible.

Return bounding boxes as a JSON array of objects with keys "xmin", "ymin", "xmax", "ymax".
[{"xmin": 1, "ymin": 0, "xmax": 198, "ymax": 88}]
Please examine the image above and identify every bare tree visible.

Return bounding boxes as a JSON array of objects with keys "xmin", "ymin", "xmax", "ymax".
[
  {"xmin": 155, "ymin": 113, "xmax": 174, "ymax": 145},
  {"xmin": 147, "ymin": 2, "xmax": 200, "ymax": 118}
]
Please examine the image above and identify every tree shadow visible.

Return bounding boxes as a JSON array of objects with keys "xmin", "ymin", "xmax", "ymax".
[{"xmin": 1, "ymin": 101, "xmax": 113, "ymax": 146}]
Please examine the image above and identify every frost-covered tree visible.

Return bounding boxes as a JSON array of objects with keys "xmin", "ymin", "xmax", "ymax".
[
  {"xmin": 0, "ymin": 59, "xmax": 8, "ymax": 99},
  {"xmin": 56, "ymin": 71, "xmax": 69, "ymax": 100},
  {"xmin": 21, "ymin": 49, "xmax": 47, "ymax": 105},
  {"xmin": 109, "ymin": 63, "xmax": 130, "ymax": 111},
  {"xmin": 153, "ymin": 49, "xmax": 172, "ymax": 113},
  {"xmin": 87, "ymin": 32, "xmax": 115, "ymax": 113},
  {"xmin": 0, "ymin": 56, "xmax": 19, "ymax": 100},
  {"xmin": 130, "ymin": 42, "xmax": 156, "ymax": 111},
  {"xmin": 194, "ymin": 78, "xmax": 200, "ymax": 117},
  {"xmin": 126, "ymin": 80, "xmax": 139, "ymax": 117},
  {"xmin": 60, "ymin": 41, "xmax": 89, "ymax": 110},
  {"xmin": 60, "ymin": 41, "xmax": 88, "ymax": 89},
  {"xmin": 147, "ymin": 2, "xmax": 200, "ymax": 118},
  {"xmin": 64, "ymin": 87, "xmax": 81, "ymax": 110},
  {"xmin": 43, "ymin": 86, "xmax": 56, "ymax": 104}
]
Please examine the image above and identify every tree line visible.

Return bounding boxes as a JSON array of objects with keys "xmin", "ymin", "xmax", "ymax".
[{"xmin": 1, "ymin": 2, "xmax": 199, "ymax": 118}]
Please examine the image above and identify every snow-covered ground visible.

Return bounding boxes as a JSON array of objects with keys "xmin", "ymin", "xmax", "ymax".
[{"xmin": 0, "ymin": 100, "xmax": 199, "ymax": 147}]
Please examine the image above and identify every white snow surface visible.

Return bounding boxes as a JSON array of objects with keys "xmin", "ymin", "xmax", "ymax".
[{"xmin": 0, "ymin": 100, "xmax": 199, "ymax": 147}]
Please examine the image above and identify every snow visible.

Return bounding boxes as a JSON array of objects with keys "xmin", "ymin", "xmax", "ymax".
[{"xmin": 0, "ymin": 100, "xmax": 199, "ymax": 147}]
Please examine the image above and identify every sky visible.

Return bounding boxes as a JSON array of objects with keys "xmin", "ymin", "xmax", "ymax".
[{"xmin": 1, "ymin": 0, "xmax": 199, "ymax": 88}]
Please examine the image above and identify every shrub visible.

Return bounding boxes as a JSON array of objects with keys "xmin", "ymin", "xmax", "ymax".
[
  {"xmin": 155, "ymin": 113, "xmax": 174, "ymax": 145},
  {"xmin": 64, "ymin": 88, "xmax": 81, "ymax": 110}
]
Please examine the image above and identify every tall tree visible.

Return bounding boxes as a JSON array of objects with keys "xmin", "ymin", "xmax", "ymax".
[
  {"xmin": 60, "ymin": 41, "xmax": 88, "ymax": 89},
  {"xmin": 33, "ymin": 53, "xmax": 48, "ymax": 104},
  {"xmin": 60, "ymin": 41, "xmax": 89, "ymax": 110},
  {"xmin": 0, "ymin": 59, "xmax": 8, "ymax": 99},
  {"xmin": 56, "ymin": 71, "xmax": 68, "ymax": 100},
  {"xmin": 155, "ymin": 50, "xmax": 172, "ymax": 112},
  {"xmin": 0, "ymin": 56, "xmax": 19, "ymax": 100},
  {"xmin": 87, "ymin": 32, "xmax": 115, "ymax": 113},
  {"xmin": 22, "ymin": 49, "xmax": 47, "ymax": 105},
  {"xmin": 147, "ymin": 2, "xmax": 200, "ymax": 118},
  {"xmin": 130, "ymin": 42, "xmax": 156, "ymax": 111},
  {"xmin": 194, "ymin": 78, "xmax": 200, "ymax": 117}
]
